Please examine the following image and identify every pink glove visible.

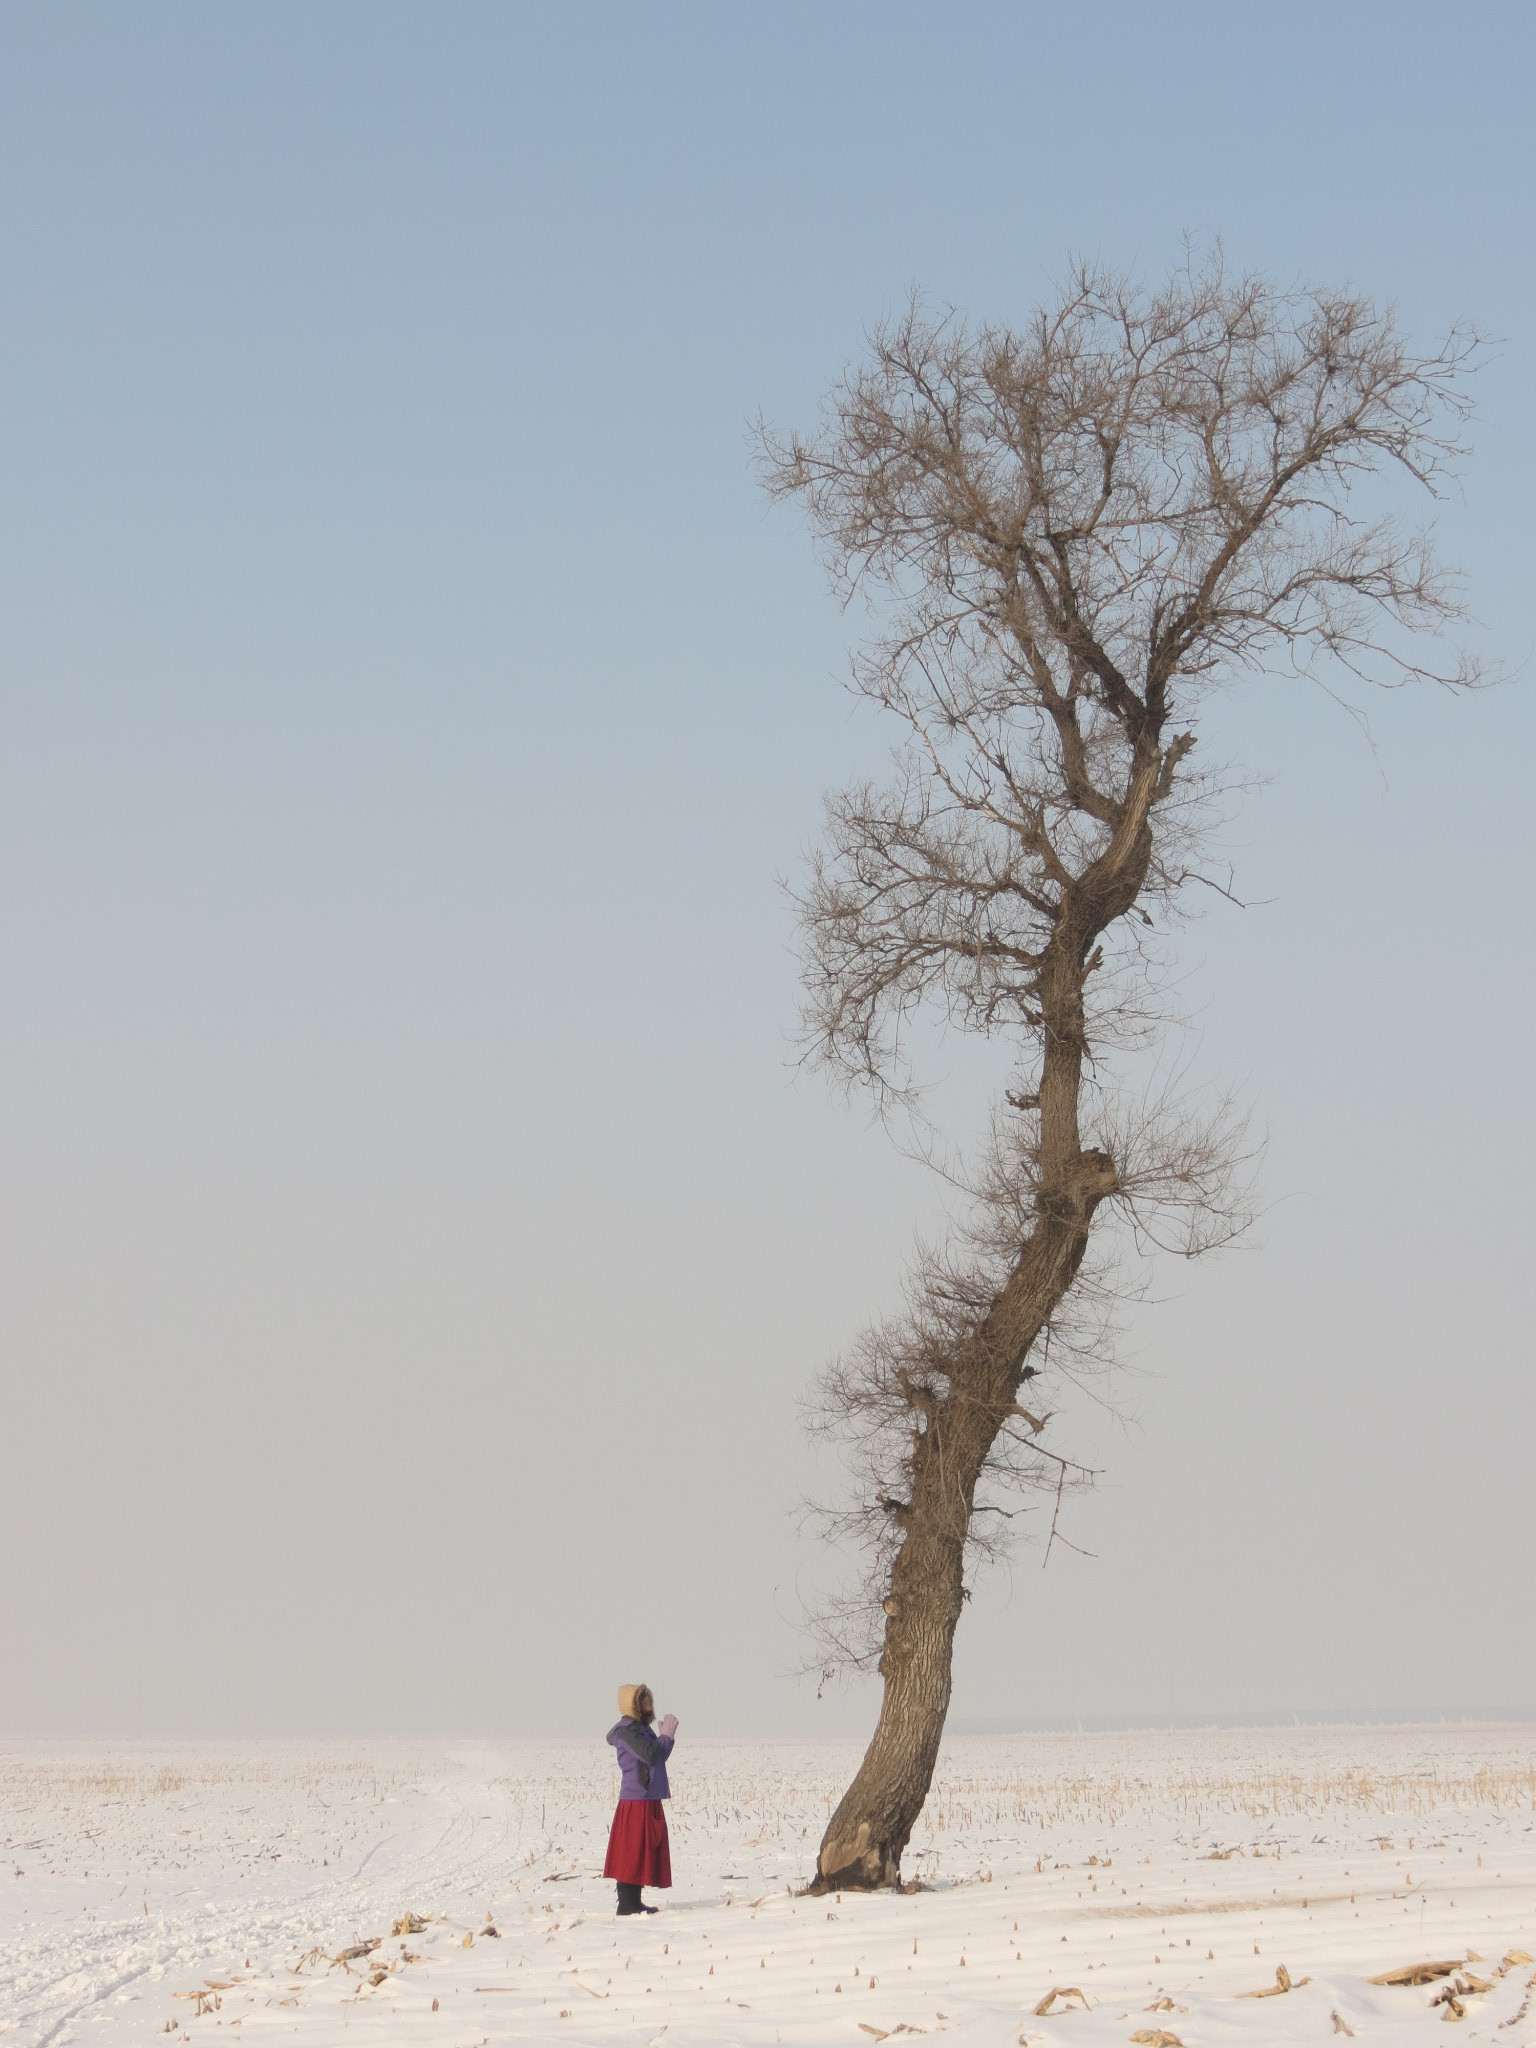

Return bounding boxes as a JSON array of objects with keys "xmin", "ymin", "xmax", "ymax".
[{"xmin": 657, "ymin": 1713, "xmax": 679, "ymax": 1740}]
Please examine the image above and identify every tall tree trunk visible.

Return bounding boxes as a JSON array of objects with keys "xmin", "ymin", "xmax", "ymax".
[
  {"xmin": 813, "ymin": 1524, "xmax": 965, "ymax": 1889},
  {"xmin": 810, "ymin": 1202, "xmax": 1103, "ymax": 1890},
  {"xmin": 812, "ymin": 782, "xmax": 1158, "ymax": 1892}
]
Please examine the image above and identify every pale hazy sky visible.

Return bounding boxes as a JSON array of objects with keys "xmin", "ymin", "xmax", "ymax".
[{"xmin": 1, "ymin": 3, "xmax": 1532, "ymax": 1740}]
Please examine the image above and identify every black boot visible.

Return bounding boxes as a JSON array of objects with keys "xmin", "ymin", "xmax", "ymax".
[{"xmin": 616, "ymin": 1882, "xmax": 643, "ymax": 1916}]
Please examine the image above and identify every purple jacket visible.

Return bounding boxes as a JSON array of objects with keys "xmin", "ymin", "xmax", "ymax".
[{"xmin": 607, "ymin": 1718, "xmax": 674, "ymax": 1801}]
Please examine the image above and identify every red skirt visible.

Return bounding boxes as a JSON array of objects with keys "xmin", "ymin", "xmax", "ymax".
[{"xmin": 603, "ymin": 1799, "xmax": 672, "ymax": 1887}]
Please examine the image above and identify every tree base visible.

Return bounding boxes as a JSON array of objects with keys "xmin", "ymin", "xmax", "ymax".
[
  {"xmin": 803, "ymin": 1870, "xmax": 919, "ymax": 1896},
  {"xmin": 813, "ymin": 1818, "xmax": 905, "ymax": 1890}
]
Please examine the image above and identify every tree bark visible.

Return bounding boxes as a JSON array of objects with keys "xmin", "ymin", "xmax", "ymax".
[
  {"xmin": 809, "ymin": 1202, "xmax": 1103, "ymax": 1889},
  {"xmin": 812, "ymin": 1528, "xmax": 963, "ymax": 1889}
]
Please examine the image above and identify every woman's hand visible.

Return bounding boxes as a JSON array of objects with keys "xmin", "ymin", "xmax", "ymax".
[{"xmin": 657, "ymin": 1714, "xmax": 679, "ymax": 1739}]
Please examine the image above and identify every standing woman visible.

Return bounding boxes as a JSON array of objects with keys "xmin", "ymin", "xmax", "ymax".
[{"xmin": 603, "ymin": 1684, "xmax": 678, "ymax": 1915}]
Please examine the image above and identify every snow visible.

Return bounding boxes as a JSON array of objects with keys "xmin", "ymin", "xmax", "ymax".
[{"xmin": 4, "ymin": 1725, "xmax": 1533, "ymax": 2046}]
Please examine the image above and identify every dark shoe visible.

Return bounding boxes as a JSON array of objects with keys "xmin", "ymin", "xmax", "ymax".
[{"xmin": 616, "ymin": 1883, "xmax": 643, "ymax": 1916}]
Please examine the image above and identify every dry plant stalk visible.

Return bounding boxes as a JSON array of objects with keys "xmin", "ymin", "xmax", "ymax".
[
  {"xmin": 1238, "ymin": 1962, "xmax": 1308, "ymax": 1996},
  {"xmin": 762, "ymin": 245, "xmax": 1482, "ymax": 1889},
  {"xmin": 1367, "ymin": 1959, "xmax": 1463, "ymax": 1985},
  {"xmin": 172, "ymin": 1990, "xmax": 221, "ymax": 2016},
  {"xmin": 1033, "ymin": 1983, "xmax": 1089, "ymax": 2013}
]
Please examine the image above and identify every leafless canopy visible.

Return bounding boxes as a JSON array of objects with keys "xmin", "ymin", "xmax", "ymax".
[{"xmin": 762, "ymin": 251, "xmax": 1480, "ymax": 1676}]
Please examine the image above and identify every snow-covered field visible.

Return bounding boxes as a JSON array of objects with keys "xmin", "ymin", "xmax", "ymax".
[{"xmin": 4, "ymin": 1726, "xmax": 1533, "ymax": 2047}]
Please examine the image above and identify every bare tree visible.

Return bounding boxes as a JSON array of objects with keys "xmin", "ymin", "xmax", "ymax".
[{"xmin": 759, "ymin": 250, "xmax": 1480, "ymax": 1891}]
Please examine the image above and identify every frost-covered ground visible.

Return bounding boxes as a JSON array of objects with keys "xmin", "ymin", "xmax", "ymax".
[{"xmin": 4, "ymin": 1726, "xmax": 1534, "ymax": 2047}]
